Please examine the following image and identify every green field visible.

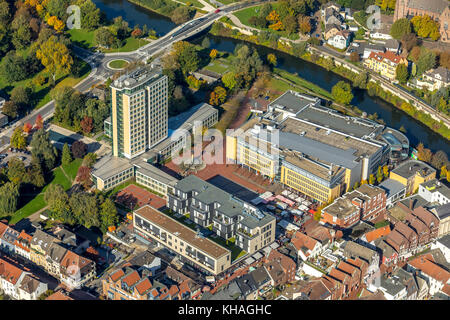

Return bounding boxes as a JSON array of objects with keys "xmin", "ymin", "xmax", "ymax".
[
  {"xmin": 108, "ymin": 59, "xmax": 129, "ymax": 69},
  {"xmin": 62, "ymin": 158, "xmax": 83, "ymax": 182},
  {"xmin": 9, "ymin": 165, "xmax": 78, "ymax": 224},
  {"xmin": 176, "ymin": 0, "xmax": 204, "ymax": 8},
  {"xmin": 68, "ymin": 29, "xmax": 149, "ymax": 53},
  {"xmin": 233, "ymin": 3, "xmax": 300, "ymax": 40},
  {"xmin": 203, "ymin": 55, "xmax": 234, "ymax": 74},
  {"xmin": 0, "ymin": 56, "xmax": 90, "ymax": 111}
]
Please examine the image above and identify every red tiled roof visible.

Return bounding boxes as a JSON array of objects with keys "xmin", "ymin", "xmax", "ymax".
[
  {"xmin": 368, "ymin": 50, "xmax": 405, "ymax": 64},
  {"xmin": 0, "ymin": 222, "xmax": 8, "ymax": 238},
  {"xmin": 60, "ymin": 250, "xmax": 94, "ymax": 276},
  {"xmin": 14, "ymin": 230, "xmax": 32, "ymax": 253},
  {"xmin": 365, "ymin": 226, "xmax": 391, "ymax": 243},
  {"xmin": 0, "ymin": 257, "xmax": 23, "ymax": 285},
  {"xmin": 135, "ymin": 278, "xmax": 152, "ymax": 295},
  {"xmin": 329, "ymin": 268, "xmax": 350, "ymax": 284},
  {"xmin": 409, "ymin": 255, "xmax": 450, "ymax": 283},
  {"xmin": 45, "ymin": 291, "xmax": 73, "ymax": 300},
  {"xmin": 110, "ymin": 269, "xmax": 125, "ymax": 282},
  {"xmin": 291, "ymin": 231, "xmax": 318, "ymax": 254},
  {"xmin": 122, "ymin": 270, "xmax": 140, "ymax": 287},
  {"xmin": 337, "ymin": 261, "xmax": 358, "ymax": 277}
]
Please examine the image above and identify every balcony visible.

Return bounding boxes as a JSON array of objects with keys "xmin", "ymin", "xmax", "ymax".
[{"xmin": 237, "ymin": 228, "xmax": 258, "ymax": 239}]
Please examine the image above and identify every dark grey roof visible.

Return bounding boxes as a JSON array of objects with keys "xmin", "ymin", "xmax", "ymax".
[
  {"xmin": 383, "ymin": 39, "xmax": 400, "ymax": 50},
  {"xmin": 379, "ymin": 178, "xmax": 406, "ymax": 198},
  {"xmin": 129, "ymin": 250, "xmax": 159, "ymax": 268},
  {"xmin": 249, "ymin": 267, "xmax": 271, "ymax": 286},
  {"xmin": 269, "ymin": 91, "xmax": 320, "ymax": 115},
  {"xmin": 400, "ymin": 195, "xmax": 432, "ymax": 211},
  {"xmin": 132, "ymin": 160, "xmax": 178, "ymax": 186},
  {"xmin": 437, "ymin": 234, "xmax": 450, "ymax": 249},
  {"xmin": 435, "ymin": 203, "xmax": 450, "ymax": 220},
  {"xmin": 235, "ymin": 274, "xmax": 258, "ymax": 296},
  {"xmin": 204, "ymin": 281, "xmax": 242, "ymax": 300},
  {"xmin": 31, "ymin": 229, "xmax": 57, "ymax": 254},
  {"xmin": 406, "ymin": 0, "xmax": 449, "ymax": 14},
  {"xmin": 391, "ymin": 160, "xmax": 435, "ymax": 179},
  {"xmin": 47, "ymin": 243, "xmax": 68, "ymax": 263}
]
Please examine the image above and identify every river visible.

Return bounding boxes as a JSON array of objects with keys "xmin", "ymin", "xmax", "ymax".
[{"xmin": 92, "ymin": 0, "xmax": 450, "ymax": 154}]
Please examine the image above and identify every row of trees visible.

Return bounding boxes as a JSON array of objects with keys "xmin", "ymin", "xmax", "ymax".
[{"xmin": 391, "ymin": 16, "xmax": 440, "ymax": 42}]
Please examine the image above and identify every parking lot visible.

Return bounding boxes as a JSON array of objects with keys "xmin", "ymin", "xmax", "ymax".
[{"xmin": 0, "ymin": 148, "xmax": 32, "ymax": 167}]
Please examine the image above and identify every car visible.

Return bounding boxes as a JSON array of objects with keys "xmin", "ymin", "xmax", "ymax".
[{"xmin": 215, "ymin": 9, "xmax": 221, "ymax": 13}]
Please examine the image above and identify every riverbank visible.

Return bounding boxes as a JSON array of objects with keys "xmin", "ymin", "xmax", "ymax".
[{"xmin": 209, "ymin": 21, "xmax": 450, "ymax": 142}]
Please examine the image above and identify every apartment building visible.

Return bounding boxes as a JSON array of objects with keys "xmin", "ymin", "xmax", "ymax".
[
  {"xmin": 321, "ymin": 184, "xmax": 387, "ymax": 228},
  {"xmin": 418, "ymin": 179, "xmax": 450, "ymax": 206},
  {"xmin": 133, "ymin": 205, "xmax": 232, "ymax": 275},
  {"xmin": 226, "ymin": 91, "xmax": 409, "ymax": 204},
  {"xmin": 364, "ymin": 51, "xmax": 409, "ymax": 81},
  {"xmin": 167, "ymin": 175, "xmax": 276, "ymax": 255},
  {"xmin": 110, "ymin": 68, "xmax": 168, "ymax": 159},
  {"xmin": 389, "ymin": 160, "xmax": 436, "ymax": 195},
  {"xmin": 431, "ymin": 203, "xmax": 450, "ymax": 237},
  {"xmin": 0, "ymin": 257, "xmax": 47, "ymax": 300}
]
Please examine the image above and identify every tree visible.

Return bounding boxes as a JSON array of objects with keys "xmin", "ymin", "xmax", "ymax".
[
  {"xmin": 44, "ymin": 184, "xmax": 71, "ymax": 219},
  {"xmin": 35, "ymin": 114, "xmax": 43, "ymax": 130},
  {"xmin": 76, "ymin": 166, "xmax": 92, "ymax": 190},
  {"xmin": 331, "ymin": 81, "xmax": 353, "ymax": 105},
  {"xmin": 23, "ymin": 122, "xmax": 32, "ymax": 134},
  {"xmin": 431, "ymin": 150, "xmax": 448, "ymax": 170},
  {"xmin": 416, "ymin": 142, "xmax": 432, "ymax": 163},
  {"xmin": 77, "ymin": 0, "xmax": 101, "ymax": 30},
  {"xmin": 71, "ymin": 140, "xmax": 87, "ymax": 159},
  {"xmin": 323, "ymin": 58, "xmax": 334, "ymax": 71},
  {"xmin": 83, "ymin": 153, "xmax": 97, "ymax": 168},
  {"xmin": 131, "ymin": 28, "xmax": 142, "ymax": 38},
  {"xmin": 283, "ymin": 15, "xmax": 297, "ymax": 35},
  {"xmin": 209, "ymin": 49, "xmax": 218, "ymax": 60},
  {"xmin": 401, "ymin": 33, "xmax": 419, "ymax": 53},
  {"xmin": 36, "ymin": 36, "xmax": 73, "ymax": 84},
  {"xmin": 69, "ymin": 192, "xmax": 99, "ymax": 227},
  {"xmin": 368, "ymin": 174, "xmax": 376, "ymax": 185},
  {"xmin": 0, "ymin": 51, "xmax": 28, "ymax": 82},
  {"xmin": 30, "ymin": 128, "xmax": 58, "ymax": 171},
  {"xmin": 100, "ymin": 198, "xmax": 119, "ymax": 232},
  {"xmin": 383, "ymin": 165, "xmax": 389, "ymax": 178},
  {"xmin": 2, "ymin": 101, "xmax": 19, "ymax": 118},
  {"xmin": 171, "ymin": 6, "xmax": 192, "ymax": 24},
  {"xmin": 10, "ymin": 87, "xmax": 32, "ymax": 109},
  {"xmin": 222, "ymin": 72, "xmax": 237, "ymax": 90},
  {"xmin": 209, "ymin": 86, "xmax": 227, "ymax": 106},
  {"xmin": 62, "ymin": 143, "xmax": 72, "ymax": 166},
  {"xmin": 11, "ymin": 127, "xmax": 27, "ymax": 150},
  {"xmin": 291, "ymin": 42, "xmax": 307, "ymax": 57},
  {"xmin": 353, "ymin": 71, "xmax": 369, "ymax": 89},
  {"xmin": 201, "ymin": 37, "xmax": 210, "ymax": 49},
  {"xmin": 349, "ymin": 51, "xmax": 360, "ymax": 62},
  {"xmin": 95, "ymin": 27, "xmax": 115, "ymax": 48},
  {"xmin": 396, "ymin": 64, "xmax": 409, "ymax": 84},
  {"xmin": 411, "ymin": 15, "xmax": 440, "ymax": 40},
  {"xmin": 11, "ymin": 12, "xmax": 32, "ymax": 50},
  {"xmin": 376, "ymin": 166, "xmax": 384, "ymax": 183},
  {"xmin": 416, "ymin": 49, "xmax": 436, "ymax": 76},
  {"xmin": 441, "ymin": 165, "xmax": 448, "ymax": 179},
  {"xmin": 267, "ymin": 53, "xmax": 277, "ymax": 67},
  {"xmin": 26, "ymin": 160, "xmax": 45, "ymax": 188},
  {"xmin": 298, "ymin": 15, "xmax": 312, "ymax": 34},
  {"xmin": 390, "ymin": 18, "xmax": 412, "ymax": 40},
  {"xmin": 7, "ymin": 157, "xmax": 26, "ymax": 184},
  {"xmin": 80, "ymin": 116, "xmax": 93, "ymax": 135},
  {"xmin": 0, "ymin": 182, "xmax": 19, "ymax": 217}
]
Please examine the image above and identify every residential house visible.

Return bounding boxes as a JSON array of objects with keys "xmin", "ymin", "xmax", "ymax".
[
  {"xmin": 45, "ymin": 290, "xmax": 73, "ymax": 300},
  {"xmin": 53, "ymin": 225, "xmax": 91, "ymax": 254},
  {"xmin": 431, "ymin": 234, "xmax": 450, "ymax": 262},
  {"xmin": 327, "ymin": 30, "xmax": 351, "ymax": 49},
  {"xmin": 290, "ymin": 231, "xmax": 322, "ymax": 261},
  {"xmin": 346, "ymin": 42, "xmax": 385, "ymax": 60},
  {"xmin": 0, "ymin": 257, "xmax": 48, "ymax": 300},
  {"xmin": 431, "ymin": 203, "xmax": 450, "ymax": 238},
  {"xmin": 342, "ymin": 241, "xmax": 380, "ymax": 275},
  {"xmin": 407, "ymin": 253, "xmax": 450, "ymax": 295},
  {"xmin": 264, "ymin": 249, "xmax": 296, "ymax": 287},
  {"xmin": 249, "ymin": 267, "xmax": 272, "ymax": 297},
  {"xmin": 378, "ymin": 268, "xmax": 418, "ymax": 300},
  {"xmin": 389, "ymin": 160, "xmax": 436, "ymax": 195},
  {"xmin": 235, "ymin": 273, "xmax": 258, "ymax": 300},
  {"xmin": 369, "ymin": 14, "xmax": 393, "ymax": 40},
  {"xmin": 1, "ymin": 224, "xmax": 20, "ymax": 254},
  {"xmin": 45, "ymin": 242, "xmax": 68, "ymax": 279},
  {"xmin": 103, "ymin": 266, "xmax": 157, "ymax": 300},
  {"xmin": 59, "ymin": 250, "xmax": 96, "ymax": 289},
  {"xmin": 364, "ymin": 51, "xmax": 409, "ymax": 81},
  {"xmin": 30, "ymin": 229, "xmax": 58, "ymax": 268},
  {"xmin": 374, "ymin": 238, "xmax": 399, "ymax": 267},
  {"xmin": 379, "ymin": 178, "xmax": 407, "ymax": 208},
  {"xmin": 321, "ymin": 184, "xmax": 387, "ymax": 228},
  {"xmin": 418, "ymin": 179, "xmax": 450, "ymax": 206},
  {"xmin": 13, "ymin": 231, "xmax": 33, "ymax": 260},
  {"xmin": 324, "ymin": 24, "xmax": 343, "ymax": 40},
  {"xmin": 409, "ymin": 67, "xmax": 450, "ymax": 91},
  {"xmin": 383, "ymin": 39, "xmax": 401, "ymax": 54}
]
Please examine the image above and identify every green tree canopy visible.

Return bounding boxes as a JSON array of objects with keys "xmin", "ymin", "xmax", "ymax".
[{"xmin": 332, "ymin": 81, "xmax": 354, "ymax": 105}]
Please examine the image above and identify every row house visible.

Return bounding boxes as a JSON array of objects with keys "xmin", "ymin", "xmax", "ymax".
[
  {"xmin": 264, "ymin": 249, "xmax": 296, "ymax": 287},
  {"xmin": 364, "ymin": 51, "xmax": 409, "ymax": 81},
  {"xmin": 378, "ymin": 268, "xmax": 418, "ymax": 300},
  {"xmin": 325, "ymin": 257, "xmax": 368, "ymax": 299},
  {"xmin": 103, "ymin": 267, "xmax": 159, "ymax": 300},
  {"xmin": 0, "ymin": 222, "xmax": 20, "ymax": 254},
  {"xmin": 289, "ymin": 231, "xmax": 322, "ymax": 261},
  {"xmin": 321, "ymin": 184, "xmax": 387, "ymax": 229},
  {"xmin": 374, "ymin": 238, "xmax": 399, "ymax": 267},
  {"xmin": 0, "ymin": 257, "xmax": 47, "ymax": 300},
  {"xmin": 407, "ymin": 253, "xmax": 450, "ymax": 296}
]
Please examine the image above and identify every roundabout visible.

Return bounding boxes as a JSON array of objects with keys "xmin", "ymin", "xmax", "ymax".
[{"xmin": 105, "ymin": 58, "xmax": 131, "ymax": 70}]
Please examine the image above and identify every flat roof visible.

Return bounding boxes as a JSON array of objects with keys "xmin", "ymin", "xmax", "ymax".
[
  {"xmin": 391, "ymin": 160, "xmax": 435, "ymax": 179},
  {"xmin": 111, "ymin": 68, "xmax": 164, "ymax": 91},
  {"xmin": 168, "ymin": 103, "xmax": 217, "ymax": 133},
  {"xmin": 420, "ymin": 179, "xmax": 450, "ymax": 200},
  {"xmin": 379, "ymin": 179, "xmax": 406, "ymax": 197},
  {"xmin": 92, "ymin": 154, "xmax": 133, "ymax": 180},
  {"xmin": 323, "ymin": 197, "xmax": 358, "ymax": 219},
  {"xmin": 135, "ymin": 205, "xmax": 230, "ymax": 259},
  {"xmin": 132, "ymin": 159, "xmax": 178, "ymax": 186},
  {"xmin": 269, "ymin": 91, "xmax": 320, "ymax": 114}
]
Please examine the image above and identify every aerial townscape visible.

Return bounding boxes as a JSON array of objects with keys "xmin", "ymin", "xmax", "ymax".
[{"xmin": 0, "ymin": 0, "xmax": 448, "ymax": 304}]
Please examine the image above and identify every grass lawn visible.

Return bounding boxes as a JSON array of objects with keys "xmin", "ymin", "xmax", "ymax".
[
  {"xmin": 233, "ymin": 3, "xmax": 300, "ymax": 40},
  {"xmin": 62, "ymin": 158, "xmax": 83, "ymax": 182},
  {"xmin": 68, "ymin": 29, "xmax": 95, "ymax": 49},
  {"xmin": 9, "ymin": 166, "xmax": 73, "ymax": 224},
  {"xmin": 101, "ymin": 37, "xmax": 150, "ymax": 53},
  {"xmin": 177, "ymin": 0, "xmax": 204, "ymax": 8},
  {"xmin": 0, "ymin": 56, "xmax": 91, "ymax": 111},
  {"xmin": 68, "ymin": 29, "xmax": 149, "ymax": 53},
  {"xmin": 273, "ymin": 68, "xmax": 333, "ymax": 99},
  {"xmin": 203, "ymin": 55, "xmax": 233, "ymax": 75},
  {"xmin": 210, "ymin": 236, "xmax": 246, "ymax": 261},
  {"xmin": 108, "ymin": 59, "xmax": 129, "ymax": 69}
]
